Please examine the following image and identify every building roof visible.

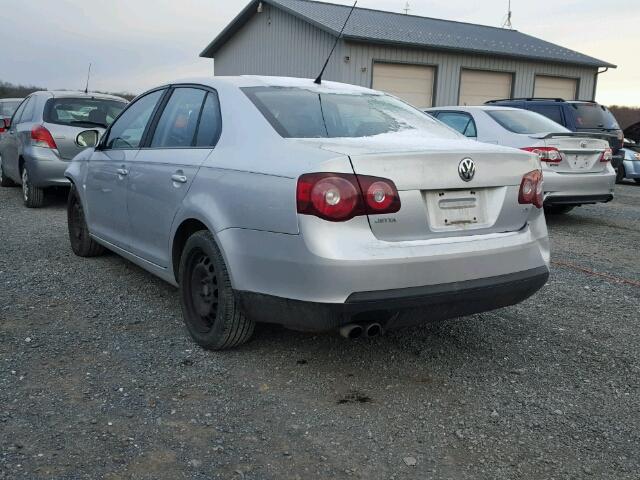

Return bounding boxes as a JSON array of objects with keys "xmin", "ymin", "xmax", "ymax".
[{"xmin": 201, "ymin": 0, "xmax": 615, "ymax": 68}]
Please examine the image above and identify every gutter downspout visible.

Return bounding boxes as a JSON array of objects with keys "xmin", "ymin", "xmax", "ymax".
[{"xmin": 593, "ymin": 67, "xmax": 609, "ymax": 102}]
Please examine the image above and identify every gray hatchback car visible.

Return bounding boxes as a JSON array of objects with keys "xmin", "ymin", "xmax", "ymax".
[{"xmin": 0, "ymin": 91, "xmax": 127, "ymax": 207}]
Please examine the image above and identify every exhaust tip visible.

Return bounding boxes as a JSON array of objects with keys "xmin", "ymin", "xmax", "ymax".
[
  {"xmin": 339, "ymin": 324, "xmax": 364, "ymax": 340},
  {"xmin": 366, "ymin": 323, "xmax": 383, "ymax": 338}
]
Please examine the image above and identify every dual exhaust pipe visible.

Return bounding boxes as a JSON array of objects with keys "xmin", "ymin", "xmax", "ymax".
[{"xmin": 339, "ymin": 322, "xmax": 383, "ymax": 340}]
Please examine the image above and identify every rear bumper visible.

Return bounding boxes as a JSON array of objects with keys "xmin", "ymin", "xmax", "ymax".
[
  {"xmin": 237, "ymin": 266, "xmax": 550, "ymax": 331},
  {"xmin": 218, "ymin": 209, "xmax": 550, "ymax": 330},
  {"xmin": 623, "ymin": 159, "xmax": 640, "ymax": 179},
  {"xmin": 24, "ymin": 147, "xmax": 71, "ymax": 187},
  {"xmin": 543, "ymin": 166, "xmax": 615, "ymax": 206}
]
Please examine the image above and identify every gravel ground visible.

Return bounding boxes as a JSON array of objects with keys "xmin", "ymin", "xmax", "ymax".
[{"xmin": 1, "ymin": 182, "xmax": 639, "ymax": 480}]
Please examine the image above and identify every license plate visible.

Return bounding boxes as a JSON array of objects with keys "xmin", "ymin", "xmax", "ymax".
[
  {"xmin": 570, "ymin": 154, "xmax": 591, "ymax": 170},
  {"xmin": 425, "ymin": 190, "xmax": 487, "ymax": 230}
]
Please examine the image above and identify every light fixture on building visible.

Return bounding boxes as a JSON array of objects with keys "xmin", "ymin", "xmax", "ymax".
[{"xmin": 257, "ymin": 2, "xmax": 263, "ymax": 13}]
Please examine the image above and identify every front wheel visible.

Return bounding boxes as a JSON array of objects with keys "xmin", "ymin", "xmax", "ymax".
[
  {"xmin": 22, "ymin": 166, "xmax": 45, "ymax": 208},
  {"xmin": 67, "ymin": 185, "xmax": 105, "ymax": 257},
  {"xmin": 178, "ymin": 230, "xmax": 255, "ymax": 350}
]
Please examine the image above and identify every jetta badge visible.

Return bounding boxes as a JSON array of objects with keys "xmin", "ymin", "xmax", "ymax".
[{"xmin": 458, "ymin": 158, "xmax": 476, "ymax": 182}]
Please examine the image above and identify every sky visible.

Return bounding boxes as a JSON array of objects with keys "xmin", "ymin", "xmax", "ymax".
[{"xmin": 0, "ymin": 0, "xmax": 638, "ymax": 106}]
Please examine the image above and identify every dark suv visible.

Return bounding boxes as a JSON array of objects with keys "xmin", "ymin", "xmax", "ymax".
[{"xmin": 485, "ymin": 98, "xmax": 625, "ymax": 180}]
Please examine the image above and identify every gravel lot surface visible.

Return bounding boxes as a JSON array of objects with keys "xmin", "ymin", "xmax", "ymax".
[{"xmin": 1, "ymin": 182, "xmax": 639, "ymax": 480}]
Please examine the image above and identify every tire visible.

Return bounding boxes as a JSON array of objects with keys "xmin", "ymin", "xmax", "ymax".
[
  {"xmin": 67, "ymin": 185, "xmax": 105, "ymax": 257},
  {"xmin": 545, "ymin": 205, "xmax": 574, "ymax": 215},
  {"xmin": 178, "ymin": 230, "xmax": 255, "ymax": 350},
  {"xmin": 0, "ymin": 154, "xmax": 16, "ymax": 187},
  {"xmin": 615, "ymin": 164, "xmax": 625, "ymax": 184},
  {"xmin": 22, "ymin": 166, "xmax": 45, "ymax": 208},
  {"xmin": 634, "ymin": 179, "xmax": 640, "ymax": 185}
]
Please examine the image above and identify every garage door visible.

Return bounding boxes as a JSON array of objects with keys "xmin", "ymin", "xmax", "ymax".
[
  {"xmin": 534, "ymin": 75, "xmax": 577, "ymax": 100},
  {"xmin": 372, "ymin": 63, "xmax": 435, "ymax": 108},
  {"xmin": 459, "ymin": 70, "xmax": 512, "ymax": 106}
]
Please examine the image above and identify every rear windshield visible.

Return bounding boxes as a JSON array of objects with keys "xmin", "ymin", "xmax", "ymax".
[
  {"xmin": 571, "ymin": 103, "xmax": 620, "ymax": 129},
  {"xmin": 487, "ymin": 109, "xmax": 570, "ymax": 134},
  {"xmin": 44, "ymin": 98, "xmax": 127, "ymax": 128},
  {"xmin": 242, "ymin": 87, "xmax": 456, "ymax": 139},
  {"xmin": 0, "ymin": 100, "xmax": 21, "ymax": 117}
]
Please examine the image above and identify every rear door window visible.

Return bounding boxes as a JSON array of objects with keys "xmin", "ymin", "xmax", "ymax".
[
  {"xmin": 104, "ymin": 90, "xmax": 165, "ymax": 150},
  {"xmin": 527, "ymin": 105, "xmax": 564, "ymax": 125},
  {"xmin": 194, "ymin": 92, "xmax": 222, "ymax": 147},
  {"xmin": 17, "ymin": 96, "xmax": 36, "ymax": 123},
  {"xmin": 436, "ymin": 112, "xmax": 477, "ymax": 137},
  {"xmin": 150, "ymin": 88, "xmax": 207, "ymax": 148}
]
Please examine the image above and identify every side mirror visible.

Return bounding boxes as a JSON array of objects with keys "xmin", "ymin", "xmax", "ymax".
[{"xmin": 75, "ymin": 130, "xmax": 100, "ymax": 148}]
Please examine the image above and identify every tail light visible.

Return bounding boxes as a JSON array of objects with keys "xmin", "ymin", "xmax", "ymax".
[
  {"xmin": 521, "ymin": 147, "xmax": 562, "ymax": 163},
  {"xmin": 31, "ymin": 126, "xmax": 57, "ymax": 149},
  {"xmin": 297, "ymin": 173, "xmax": 401, "ymax": 222},
  {"xmin": 518, "ymin": 170, "xmax": 543, "ymax": 209},
  {"xmin": 599, "ymin": 147, "xmax": 613, "ymax": 163}
]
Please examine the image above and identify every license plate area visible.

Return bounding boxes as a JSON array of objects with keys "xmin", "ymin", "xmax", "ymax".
[
  {"xmin": 569, "ymin": 154, "xmax": 592, "ymax": 170},
  {"xmin": 425, "ymin": 189, "xmax": 489, "ymax": 230}
]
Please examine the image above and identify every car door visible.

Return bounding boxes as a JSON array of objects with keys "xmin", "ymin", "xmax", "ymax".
[
  {"xmin": 126, "ymin": 87, "xmax": 222, "ymax": 267},
  {"xmin": 83, "ymin": 89, "xmax": 166, "ymax": 249},
  {"xmin": 0, "ymin": 97, "xmax": 30, "ymax": 181}
]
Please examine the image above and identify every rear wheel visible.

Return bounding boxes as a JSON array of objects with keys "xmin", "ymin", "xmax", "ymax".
[
  {"xmin": 635, "ymin": 179, "xmax": 640, "ymax": 185},
  {"xmin": 67, "ymin": 185, "xmax": 105, "ymax": 257},
  {"xmin": 545, "ymin": 205, "xmax": 574, "ymax": 215},
  {"xmin": 22, "ymin": 166, "xmax": 45, "ymax": 208},
  {"xmin": 0, "ymin": 154, "xmax": 16, "ymax": 187},
  {"xmin": 179, "ymin": 230, "xmax": 254, "ymax": 350}
]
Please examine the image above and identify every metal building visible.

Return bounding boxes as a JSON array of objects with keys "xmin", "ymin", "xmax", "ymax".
[{"xmin": 201, "ymin": 0, "xmax": 615, "ymax": 107}]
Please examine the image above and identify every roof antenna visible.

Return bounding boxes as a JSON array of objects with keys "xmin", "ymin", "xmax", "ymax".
[
  {"xmin": 403, "ymin": 2, "xmax": 410, "ymax": 15},
  {"xmin": 314, "ymin": 1, "xmax": 357, "ymax": 85},
  {"xmin": 502, "ymin": 0, "xmax": 513, "ymax": 29},
  {"xmin": 84, "ymin": 63, "xmax": 92, "ymax": 94}
]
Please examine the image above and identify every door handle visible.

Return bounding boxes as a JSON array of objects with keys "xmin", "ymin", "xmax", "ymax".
[
  {"xmin": 171, "ymin": 174, "xmax": 187, "ymax": 184},
  {"xmin": 116, "ymin": 168, "xmax": 128, "ymax": 176}
]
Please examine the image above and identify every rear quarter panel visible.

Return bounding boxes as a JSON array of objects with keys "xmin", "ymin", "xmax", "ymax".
[{"xmin": 176, "ymin": 83, "xmax": 353, "ymax": 236}]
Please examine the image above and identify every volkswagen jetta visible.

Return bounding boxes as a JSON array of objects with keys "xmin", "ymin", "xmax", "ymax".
[{"xmin": 66, "ymin": 76, "xmax": 550, "ymax": 350}]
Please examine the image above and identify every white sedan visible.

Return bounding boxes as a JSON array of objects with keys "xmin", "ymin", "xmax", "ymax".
[{"xmin": 427, "ymin": 106, "xmax": 615, "ymax": 214}]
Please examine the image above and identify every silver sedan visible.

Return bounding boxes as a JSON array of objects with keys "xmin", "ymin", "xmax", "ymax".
[{"xmin": 65, "ymin": 76, "xmax": 550, "ymax": 350}]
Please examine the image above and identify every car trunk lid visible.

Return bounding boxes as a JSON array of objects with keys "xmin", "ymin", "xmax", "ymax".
[
  {"xmin": 295, "ymin": 136, "xmax": 540, "ymax": 241},
  {"xmin": 531, "ymin": 134, "xmax": 608, "ymax": 174}
]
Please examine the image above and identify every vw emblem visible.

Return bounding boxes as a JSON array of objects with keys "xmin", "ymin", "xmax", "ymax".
[
  {"xmin": 458, "ymin": 158, "xmax": 476, "ymax": 182},
  {"xmin": 580, "ymin": 141, "xmax": 588, "ymax": 148}
]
